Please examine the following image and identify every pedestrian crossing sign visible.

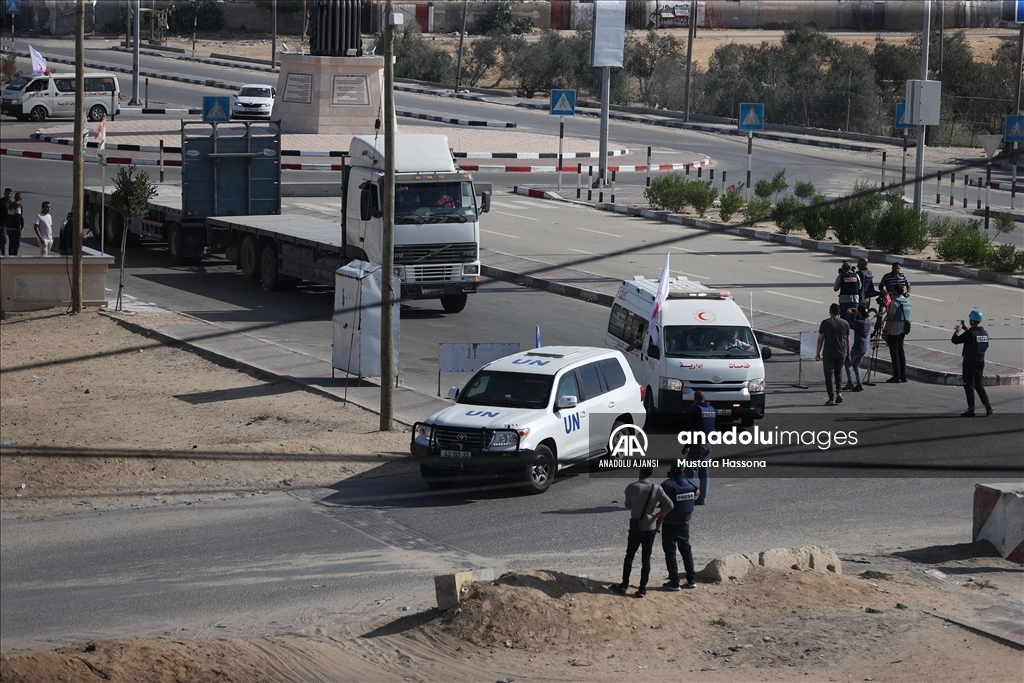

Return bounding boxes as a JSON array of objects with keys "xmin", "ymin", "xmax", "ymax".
[
  {"xmin": 895, "ymin": 103, "xmax": 917, "ymax": 130},
  {"xmin": 7, "ymin": 0, "xmax": 20, "ymax": 14},
  {"xmin": 202, "ymin": 96, "xmax": 231, "ymax": 123},
  {"xmin": 1005, "ymin": 115, "xmax": 1024, "ymax": 143},
  {"xmin": 738, "ymin": 103, "xmax": 764, "ymax": 131},
  {"xmin": 550, "ymin": 89, "xmax": 576, "ymax": 116}
]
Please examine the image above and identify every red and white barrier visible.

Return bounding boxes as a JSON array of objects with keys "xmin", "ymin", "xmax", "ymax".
[
  {"xmin": 973, "ymin": 483, "xmax": 1024, "ymax": 562},
  {"xmin": 458, "ymin": 159, "xmax": 709, "ymax": 174}
]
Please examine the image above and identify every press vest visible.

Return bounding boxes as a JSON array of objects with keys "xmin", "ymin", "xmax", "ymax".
[{"xmin": 839, "ymin": 272, "xmax": 860, "ymax": 297}]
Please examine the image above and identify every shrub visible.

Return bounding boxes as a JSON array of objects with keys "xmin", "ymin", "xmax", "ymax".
[
  {"xmin": 718, "ymin": 186, "xmax": 745, "ymax": 222},
  {"xmin": 478, "ymin": 0, "xmax": 533, "ymax": 36},
  {"xmin": 994, "ymin": 211, "xmax": 1017, "ymax": 237},
  {"xmin": 928, "ymin": 215, "xmax": 961, "ymax": 238},
  {"xmin": 793, "ymin": 180, "xmax": 816, "ymax": 200},
  {"xmin": 802, "ymin": 195, "xmax": 830, "ymax": 240},
  {"xmin": 987, "ymin": 243, "xmax": 1024, "ymax": 272},
  {"xmin": 389, "ymin": 25, "xmax": 455, "ymax": 84},
  {"xmin": 685, "ymin": 180, "xmax": 719, "ymax": 218},
  {"xmin": 753, "ymin": 178, "xmax": 773, "ymax": 200},
  {"xmin": 935, "ymin": 221, "xmax": 991, "ymax": 265},
  {"xmin": 772, "ymin": 196, "xmax": 803, "ymax": 234},
  {"xmin": 743, "ymin": 198, "xmax": 773, "ymax": 224},
  {"xmin": 827, "ymin": 180, "xmax": 884, "ymax": 245},
  {"xmin": 167, "ymin": 0, "xmax": 223, "ymax": 33},
  {"xmin": 645, "ymin": 172, "xmax": 688, "ymax": 213},
  {"xmin": 872, "ymin": 197, "xmax": 930, "ymax": 255},
  {"xmin": 461, "ymin": 37, "xmax": 503, "ymax": 87},
  {"xmin": 768, "ymin": 170, "xmax": 789, "ymax": 201}
]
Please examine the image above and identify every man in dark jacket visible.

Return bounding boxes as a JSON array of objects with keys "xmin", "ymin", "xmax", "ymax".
[
  {"xmin": 613, "ymin": 467, "xmax": 674, "ymax": 598},
  {"xmin": 659, "ymin": 461, "xmax": 699, "ymax": 590},
  {"xmin": 856, "ymin": 258, "xmax": 874, "ymax": 305},
  {"xmin": 688, "ymin": 390, "xmax": 715, "ymax": 505},
  {"xmin": 952, "ymin": 309, "xmax": 992, "ymax": 417}
]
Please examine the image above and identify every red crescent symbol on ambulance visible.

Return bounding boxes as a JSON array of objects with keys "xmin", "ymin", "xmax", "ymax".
[{"xmin": 694, "ymin": 310, "xmax": 716, "ymax": 322}]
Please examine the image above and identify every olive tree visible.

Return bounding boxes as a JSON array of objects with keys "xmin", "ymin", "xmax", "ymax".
[{"xmin": 111, "ymin": 165, "xmax": 156, "ymax": 311}]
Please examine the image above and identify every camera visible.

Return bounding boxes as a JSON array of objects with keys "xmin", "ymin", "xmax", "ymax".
[{"xmin": 839, "ymin": 261, "xmax": 852, "ymax": 274}]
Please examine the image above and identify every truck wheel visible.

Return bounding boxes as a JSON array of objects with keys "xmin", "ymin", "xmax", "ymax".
[
  {"xmin": 29, "ymin": 106, "xmax": 47, "ymax": 122},
  {"xmin": 522, "ymin": 445, "xmax": 555, "ymax": 495},
  {"xmin": 88, "ymin": 104, "xmax": 106, "ymax": 122},
  {"xmin": 167, "ymin": 223, "xmax": 186, "ymax": 265},
  {"xmin": 261, "ymin": 244, "xmax": 283, "ymax": 290},
  {"xmin": 240, "ymin": 236, "xmax": 262, "ymax": 280},
  {"xmin": 106, "ymin": 212, "xmax": 123, "ymax": 246},
  {"xmin": 440, "ymin": 293, "xmax": 468, "ymax": 313},
  {"xmin": 420, "ymin": 464, "xmax": 456, "ymax": 489}
]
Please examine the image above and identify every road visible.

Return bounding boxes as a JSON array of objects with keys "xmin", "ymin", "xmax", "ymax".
[{"xmin": 2, "ymin": 52, "xmax": 1023, "ymax": 654}]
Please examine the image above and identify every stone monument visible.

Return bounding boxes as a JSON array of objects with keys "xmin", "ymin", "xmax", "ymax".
[{"xmin": 273, "ymin": 0, "xmax": 384, "ymax": 136}]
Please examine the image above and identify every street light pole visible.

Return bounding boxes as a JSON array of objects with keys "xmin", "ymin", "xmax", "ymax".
[
  {"xmin": 130, "ymin": 0, "xmax": 140, "ymax": 105},
  {"xmin": 271, "ymin": 0, "xmax": 277, "ymax": 67},
  {"xmin": 912, "ymin": 0, "xmax": 931, "ymax": 213},
  {"xmin": 454, "ymin": 0, "xmax": 468, "ymax": 92},
  {"xmin": 682, "ymin": 0, "xmax": 696, "ymax": 122},
  {"xmin": 72, "ymin": 0, "xmax": 85, "ymax": 312},
  {"xmin": 380, "ymin": 0, "xmax": 397, "ymax": 431}
]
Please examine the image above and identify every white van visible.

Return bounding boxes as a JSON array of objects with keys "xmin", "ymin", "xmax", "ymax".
[
  {"xmin": 606, "ymin": 276, "xmax": 771, "ymax": 426},
  {"xmin": 1, "ymin": 73, "xmax": 121, "ymax": 122},
  {"xmin": 411, "ymin": 346, "xmax": 646, "ymax": 494}
]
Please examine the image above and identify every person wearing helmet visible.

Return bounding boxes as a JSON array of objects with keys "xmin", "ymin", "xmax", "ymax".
[{"xmin": 951, "ymin": 309, "xmax": 992, "ymax": 417}]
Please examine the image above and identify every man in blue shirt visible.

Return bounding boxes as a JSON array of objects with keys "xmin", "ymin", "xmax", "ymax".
[
  {"xmin": 882, "ymin": 284, "xmax": 911, "ymax": 383},
  {"xmin": 659, "ymin": 461, "xmax": 700, "ymax": 590},
  {"xmin": 688, "ymin": 390, "xmax": 715, "ymax": 505},
  {"xmin": 952, "ymin": 309, "xmax": 992, "ymax": 417}
]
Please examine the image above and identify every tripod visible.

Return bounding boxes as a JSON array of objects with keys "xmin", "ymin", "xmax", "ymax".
[{"xmin": 862, "ymin": 295, "xmax": 888, "ymax": 386}]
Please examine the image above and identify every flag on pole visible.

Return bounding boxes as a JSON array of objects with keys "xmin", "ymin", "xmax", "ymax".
[
  {"xmin": 29, "ymin": 45, "xmax": 47, "ymax": 76},
  {"xmin": 535, "ymin": 325, "xmax": 541, "ymax": 349},
  {"xmin": 94, "ymin": 117, "xmax": 107, "ymax": 162},
  {"xmin": 648, "ymin": 253, "xmax": 671, "ymax": 347}
]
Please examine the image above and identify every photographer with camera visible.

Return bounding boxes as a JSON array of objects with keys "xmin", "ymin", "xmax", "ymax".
[
  {"xmin": 952, "ymin": 310, "xmax": 992, "ymax": 418},
  {"xmin": 882, "ymin": 284, "xmax": 911, "ymax": 383},
  {"xmin": 834, "ymin": 262, "xmax": 862, "ymax": 319}
]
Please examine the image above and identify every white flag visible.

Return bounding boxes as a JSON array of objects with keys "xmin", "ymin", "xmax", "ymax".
[
  {"xmin": 648, "ymin": 252, "xmax": 671, "ymax": 347},
  {"xmin": 29, "ymin": 45, "xmax": 47, "ymax": 76},
  {"xmin": 94, "ymin": 118, "xmax": 107, "ymax": 160}
]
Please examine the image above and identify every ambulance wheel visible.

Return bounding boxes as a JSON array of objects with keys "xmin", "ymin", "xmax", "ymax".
[
  {"xmin": 239, "ymin": 236, "xmax": 262, "ymax": 280},
  {"xmin": 643, "ymin": 388, "xmax": 658, "ymax": 427},
  {"xmin": 440, "ymin": 293, "xmax": 467, "ymax": 313},
  {"xmin": 29, "ymin": 106, "xmax": 47, "ymax": 122},
  {"xmin": 88, "ymin": 104, "xmax": 107, "ymax": 122},
  {"xmin": 420, "ymin": 464, "xmax": 455, "ymax": 489},
  {"xmin": 523, "ymin": 445, "xmax": 554, "ymax": 495}
]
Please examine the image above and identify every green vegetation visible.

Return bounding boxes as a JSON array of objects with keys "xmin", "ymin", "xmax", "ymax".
[
  {"xmin": 167, "ymin": 0, "xmax": 224, "ymax": 33},
  {"xmin": 717, "ymin": 185, "xmax": 745, "ymax": 222}
]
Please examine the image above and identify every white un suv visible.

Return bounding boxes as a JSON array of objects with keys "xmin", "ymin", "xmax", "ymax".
[{"xmin": 411, "ymin": 346, "xmax": 646, "ymax": 494}]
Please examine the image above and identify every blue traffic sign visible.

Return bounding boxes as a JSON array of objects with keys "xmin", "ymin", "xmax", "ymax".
[
  {"xmin": 1006, "ymin": 115, "xmax": 1024, "ymax": 143},
  {"xmin": 894, "ymin": 102, "xmax": 917, "ymax": 130},
  {"xmin": 202, "ymin": 96, "xmax": 231, "ymax": 123},
  {"xmin": 737, "ymin": 103, "xmax": 764, "ymax": 131},
  {"xmin": 7, "ymin": 0, "xmax": 21, "ymax": 14},
  {"xmin": 1017, "ymin": 0, "xmax": 1024, "ymax": 23},
  {"xmin": 550, "ymin": 89, "xmax": 576, "ymax": 116}
]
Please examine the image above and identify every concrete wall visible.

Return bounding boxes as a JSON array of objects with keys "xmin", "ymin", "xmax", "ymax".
[{"xmin": 0, "ymin": 247, "xmax": 114, "ymax": 313}]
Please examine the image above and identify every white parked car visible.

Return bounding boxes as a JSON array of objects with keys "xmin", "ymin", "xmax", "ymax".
[
  {"xmin": 231, "ymin": 84, "xmax": 275, "ymax": 120},
  {"xmin": 411, "ymin": 346, "xmax": 646, "ymax": 494}
]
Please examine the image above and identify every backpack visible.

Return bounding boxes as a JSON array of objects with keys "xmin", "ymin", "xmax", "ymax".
[{"xmin": 896, "ymin": 300, "xmax": 911, "ymax": 336}]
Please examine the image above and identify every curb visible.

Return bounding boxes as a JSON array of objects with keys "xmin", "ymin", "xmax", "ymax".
[
  {"xmin": 453, "ymin": 148, "xmax": 629, "ymax": 160},
  {"xmin": 596, "ymin": 203, "xmax": 1024, "ymax": 289},
  {"xmin": 397, "ymin": 110, "xmax": 515, "ymax": 128},
  {"xmin": 512, "ymin": 186, "xmax": 563, "ymax": 201}
]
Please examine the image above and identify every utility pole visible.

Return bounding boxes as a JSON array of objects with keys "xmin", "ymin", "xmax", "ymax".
[
  {"xmin": 131, "ymin": 0, "xmax": 141, "ymax": 105},
  {"xmin": 454, "ymin": 0, "xmax": 468, "ymax": 92},
  {"xmin": 913, "ymin": 0, "xmax": 931, "ymax": 213},
  {"xmin": 72, "ymin": 0, "xmax": 85, "ymax": 312},
  {"xmin": 846, "ymin": 70, "xmax": 852, "ymax": 132},
  {"xmin": 682, "ymin": 0, "xmax": 696, "ymax": 122},
  {"xmin": 380, "ymin": 0, "xmax": 398, "ymax": 431},
  {"xmin": 597, "ymin": 65, "xmax": 610, "ymax": 185},
  {"xmin": 1015, "ymin": 24, "xmax": 1023, "ymax": 115},
  {"xmin": 271, "ymin": 0, "xmax": 277, "ymax": 67}
]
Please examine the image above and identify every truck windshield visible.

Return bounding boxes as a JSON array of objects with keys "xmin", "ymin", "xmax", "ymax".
[
  {"xmin": 395, "ymin": 181, "xmax": 477, "ymax": 224},
  {"xmin": 5, "ymin": 76, "xmax": 32, "ymax": 91},
  {"xmin": 663, "ymin": 325, "xmax": 760, "ymax": 359},
  {"xmin": 457, "ymin": 371, "xmax": 553, "ymax": 410}
]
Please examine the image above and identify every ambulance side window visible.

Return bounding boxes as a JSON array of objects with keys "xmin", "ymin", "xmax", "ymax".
[
  {"xmin": 608, "ymin": 303, "xmax": 647, "ymax": 345},
  {"xmin": 55, "ymin": 79, "xmax": 74, "ymax": 93},
  {"xmin": 26, "ymin": 79, "xmax": 49, "ymax": 93}
]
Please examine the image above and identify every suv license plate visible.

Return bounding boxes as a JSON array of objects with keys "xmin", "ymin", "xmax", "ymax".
[
  {"xmin": 441, "ymin": 450, "xmax": 472, "ymax": 458},
  {"xmin": 716, "ymin": 408, "xmax": 732, "ymax": 416}
]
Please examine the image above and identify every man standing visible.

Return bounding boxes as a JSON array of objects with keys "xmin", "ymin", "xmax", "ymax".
[
  {"xmin": 688, "ymin": 390, "xmax": 715, "ymax": 505},
  {"xmin": 34, "ymin": 201, "xmax": 54, "ymax": 256},
  {"xmin": 613, "ymin": 467, "xmax": 673, "ymax": 598},
  {"xmin": 1, "ymin": 188, "xmax": 11, "ymax": 256},
  {"xmin": 952, "ymin": 310, "xmax": 992, "ymax": 418},
  {"xmin": 816, "ymin": 303, "xmax": 851, "ymax": 406},
  {"xmin": 660, "ymin": 461, "xmax": 699, "ymax": 591},
  {"xmin": 882, "ymin": 284, "xmax": 911, "ymax": 383},
  {"xmin": 843, "ymin": 305, "xmax": 872, "ymax": 392},
  {"xmin": 833, "ymin": 262, "xmax": 861, "ymax": 318},
  {"xmin": 5, "ymin": 191, "xmax": 24, "ymax": 255},
  {"xmin": 856, "ymin": 258, "xmax": 874, "ymax": 306},
  {"xmin": 878, "ymin": 262, "xmax": 911, "ymax": 297}
]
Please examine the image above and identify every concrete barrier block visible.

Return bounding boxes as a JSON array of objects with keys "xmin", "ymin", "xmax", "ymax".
[
  {"xmin": 699, "ymin": 553, "xmax": 757, "ymax": 581},
  {"xmin": 806, "ymin": 545, "xmax": 842, "ymax": 575},
  {"xmin": 433, "ymin": 567, "xmax": 496, "ymax": 611},
  {"xmin": 973, "ymin": 483, "xmax": 1024, "ymax": 562}
]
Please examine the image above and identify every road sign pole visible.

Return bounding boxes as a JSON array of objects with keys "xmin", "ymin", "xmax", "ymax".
[
  {"xmin": 1013, "ymin": 142, "xmax": 1019, "ymax": 210},
  {"xmin": 901, "ymin": 131, "xmax": 908, "ymax": 184},
  {"xmin": 881, "ymin": 150, "xmax": 886, "ymax": 189},
  {"xmin": 597, "ymin": 66, "xmax": 610, "ymax": 187},
  {"xmin": 745, "ymin": 132, "xmax": 752, "ymax": 201},
  {"xmin": 984, "ymin": 162, "xmax": 992, "ymax": 231},
  {"xmin": 558, "ymin": 115, "xmax": 564, "ymax": 192},
  {"xmin": 913, "ymin": 0, "xmax": 931, "ymax": 213}
]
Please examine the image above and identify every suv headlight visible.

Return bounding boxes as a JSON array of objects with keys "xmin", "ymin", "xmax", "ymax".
[
  {"xmin": 488, "ymin": 428, "xmax": 529, "ymax": 449},
  {"xmin": 660, "ymin": 377, "xmax": 682, "ymax": 392},
  {"xmin": 747, "ymin": 378, "xmax": 765, "ymax": 394},
  {"xmin": 414, "ymin": 424, "xmax": 433, "ymax": 443}
]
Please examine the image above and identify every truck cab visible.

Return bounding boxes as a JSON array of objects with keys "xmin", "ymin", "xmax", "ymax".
[{"xmin": 345, "ymin": 135, "xmax": 486, "ymax": 313}]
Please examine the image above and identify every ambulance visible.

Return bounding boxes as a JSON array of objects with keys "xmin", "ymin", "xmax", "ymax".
[{"xmin": 606, "ymin": 276, "xmax": 771, "ymax": 426}]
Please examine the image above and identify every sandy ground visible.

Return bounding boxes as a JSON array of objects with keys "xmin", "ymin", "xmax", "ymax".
[{"xmin": 1, "ymin": 309, "xmax": 1022, "ymax": 682}]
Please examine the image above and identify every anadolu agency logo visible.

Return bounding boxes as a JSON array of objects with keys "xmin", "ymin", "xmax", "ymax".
[{"xmin": 600, "ymin": 424, "xmax": 658, "ymax": 469}]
